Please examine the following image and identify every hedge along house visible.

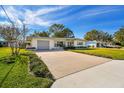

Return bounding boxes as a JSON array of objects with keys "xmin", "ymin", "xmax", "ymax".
[{"xmin": 26, "ymin": 36, "xmax": 85, "ymax": 50}]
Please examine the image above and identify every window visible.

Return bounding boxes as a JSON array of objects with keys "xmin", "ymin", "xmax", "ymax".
[
  {"xmin": 77, "ymin": 42, "xmax": 83, "ymax": 45},
  {"xmin": 67, "ymin": 42, "xmax": 74, "ymax": 47},
  {"xmin": 54, "ymin": 41, "xmax": 64, "ymax": 47}
]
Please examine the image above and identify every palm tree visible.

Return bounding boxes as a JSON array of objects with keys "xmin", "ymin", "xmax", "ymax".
[
  {"xmin": 49, "ymin": 24, "xmax": 75, "ymax": 38},
  {"xmin": 49, "ymin": 24, "xmax": 65, "ymax": 33}
]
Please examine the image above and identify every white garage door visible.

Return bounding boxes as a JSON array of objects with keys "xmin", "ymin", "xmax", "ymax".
[{"xmin": 37, "ymin": 40, "xmax": 49, "ymax": 50}]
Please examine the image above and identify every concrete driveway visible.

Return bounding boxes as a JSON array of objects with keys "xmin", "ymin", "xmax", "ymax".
[{"xmin": 36, "ymin": 51, "xmax": 111, "ymax": 79}]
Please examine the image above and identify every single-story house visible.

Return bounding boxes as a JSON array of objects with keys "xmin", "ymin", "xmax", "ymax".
[
  {"xmin": 26, "ymin": 36, "xmax": 85, "ymax": 50},
  {"xmin": 86, "ymin": 40, "xmax": 118, "ymax": 48}
]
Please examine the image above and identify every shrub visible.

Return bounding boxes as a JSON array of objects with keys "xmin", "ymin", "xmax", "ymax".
[
  {"xmin": 33, "ymin": 67, "xmax": 48, "ymax": 77},
  {"xmin": 21, "ymin": 53, "xmax": 54, "ymax": 80},
  {"xmin": 64, "ymin": 46, "xmax": 88, "ymax": 50},
  {"xmin": 26, "ymin": 47, "xmax": 36, "ymax": 50},
  {"xmin": 64, "ymin": 46, "xmax": 75, "ymax": 50},
  {"xmin": 121, "ymin": 42, "xmax": 124, "ymax": 46},
  {"xmin": 0, "ymin": 44, "xmax": 3, "ymax": 47},
  {"xmin": 75, "ymin": 46, "xmax": 87, "ymax": 49},
  {"xmin": 18, "ymin": 55, "xmax": 29, "ymax": 64}
]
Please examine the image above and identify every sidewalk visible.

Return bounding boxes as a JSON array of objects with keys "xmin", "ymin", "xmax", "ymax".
[{"xmin": 52, "ymin": 60, "xmax": 124, "ymax": 88}]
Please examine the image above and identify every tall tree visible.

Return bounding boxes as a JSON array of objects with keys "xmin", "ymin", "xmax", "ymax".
[
  {"xmin": 84, "ymin": 30, "xmax": 113, "ymax": 45},
  {"xmin": 49, "ymin": 24, "xmax": 65, "ymax": 34},
  {"xmin": 0, "ymin": 24, "xmax": 28, "ymax": 55},
  {"xmin": 31, "ymin": 31, "xmax": 49, "ymax": 37},
  {"xmin": 98, "ymin": 31, "xmax": 113, "ymax": 42},
  {"xmin": 84, "ymin": 30, "xmax": 100, "ymax": 41},
  {"xmin": 104, "ymin": 32, "xmax": 113, "ymax": 42},
  {"xmin": 49, "ymin": 24, "xmax": 75, "ymax": 38},
  {"xmin": 62, "ymin": 28, "xmax": 75, "ymax": 38},
  {"xmin": 114, "ymin": 27, "xmax": 124, "ymax": 46}
]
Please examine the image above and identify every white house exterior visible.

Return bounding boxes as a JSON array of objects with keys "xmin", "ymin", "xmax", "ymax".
[
  {"xmin": 86, "ymin": 41, "xmax": 98, "ymax": 48},
  {"xmin": 86, "ymin": 41, "xmax": 109, "ymax": 48},
  {"xmin": 86, "ymin": 40, "xmax": 119, "ymax": 48},
  {"xmin": 27, "ymin": 37, "xmax": 85, "ymax": 50}
]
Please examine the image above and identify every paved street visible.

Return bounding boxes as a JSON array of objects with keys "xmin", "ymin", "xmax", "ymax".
[{"xmin": 52, "ymin": 60, "xmax": 124, "ymax": 88}]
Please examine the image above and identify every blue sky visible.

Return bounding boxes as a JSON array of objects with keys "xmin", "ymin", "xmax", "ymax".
[{"xmin": 0, "ymin": 5, "xmax": 124, "ymax": 38}]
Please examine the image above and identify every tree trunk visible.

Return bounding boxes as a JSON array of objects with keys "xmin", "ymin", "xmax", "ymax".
[
  {"xmin": 10, "ymin": 42, "xmax": 14, "ymax": 55},
  {"xmin": 15, "ymin": 41, "xmax": 18, "ymax": 55},
  {"xmin": 17, "ymin": 42, "xmax": 21, "ymax": 55}
]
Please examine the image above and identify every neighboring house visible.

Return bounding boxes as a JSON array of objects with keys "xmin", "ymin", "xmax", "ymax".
[
  {"xmin": 0, "ymin": 41, "xmax": 8, "ymax": 47},
  {"xmin": 86, "ymin": 41, "xmax": 106, "ymax": 48},
  {"xmin": 86, "ymin": 41, "xmax": 98, "ymax": 48},
  {"xmin": 26, "ymin": 36, "xmax": 85, "ymax": 50},
  {"xmin": 86, "ymin": 40, "xmax": 117, "ymax": 48}
]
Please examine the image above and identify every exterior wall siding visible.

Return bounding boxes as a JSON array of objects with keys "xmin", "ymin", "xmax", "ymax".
[
  {"xmin": 31, "ymin": 39, "xmax": 37, "ymax": 49},
  {"xmin": 49, "ymin": 39, "xmax": 54, "ymax": 49},
  {"xmin": 74, "ymin": 41, "xmax": 78, "ymax": 47}
]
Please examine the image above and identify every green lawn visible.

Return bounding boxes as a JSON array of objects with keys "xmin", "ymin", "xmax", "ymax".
[
  {"xmin": 0, "ymin": 47, "xmax": 53, "ymax": 88},
  {"xmin": 70, "ymin": 48, "xmax": 124, "ymax": 60},
  {"xmin": 0, "ymin": 47, "xmax": 11, "ymax": 57}
]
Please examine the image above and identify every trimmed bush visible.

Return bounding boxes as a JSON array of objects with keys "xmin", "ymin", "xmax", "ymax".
[
  {"xmin": 75, "ymin": 46, "xmax": 87, "ymax": 49},
  {"xmin": 64, "ymin": 46, "xmax": 75, "ymax": 50},
  {"xmin": 0, "ymin": 44, "xmax": 3, "ymax": 47},
  {"xmin": 64, "ymin": 46, "xmax": 87, "ymax": 50},
  {"xmin": 21, "ymin": 53, "xmax": 54, "ymax": 80}
]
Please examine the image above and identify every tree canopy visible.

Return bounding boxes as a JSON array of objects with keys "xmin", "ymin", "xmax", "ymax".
[
  {"xmin": 0, "ymin": 24, "xmax": 28, "ymax": 55},
  {"xmin": 84, "ymin": 30, "xmax": 100, "ymax": 41},
  {"xmin": 114, "ymin": 27, "xmax": 124, "ymax": 46},
  {"xmin": 31, "ymin": 31, "xmax": 49, "ymax": 37},
  {"xmin": 30, "ymin": 24, "xmax": 75, "ymax": 38},
  {"xmin": 49, "ymin": 24, "xmax": 75, "ymax": 38},
  {"xmin": 84, "ymin": 29, "xmax": 113, "ymax": 43},
  {"xmin": 49, "ymin": 24, "xmax": 65, "ymax": 33}
]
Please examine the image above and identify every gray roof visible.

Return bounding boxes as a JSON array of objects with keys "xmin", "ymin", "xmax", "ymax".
[{"xmin": 27, "ymin": 36, "xmax": 84, "ymax": 41}]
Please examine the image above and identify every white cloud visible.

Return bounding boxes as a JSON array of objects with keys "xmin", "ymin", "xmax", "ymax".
[
  {"xmin": 0, "ymin": 21, "xmax": 11, "ymax": 25},
  {"xmin": 0, "ymin": 5, "xmax": 68, "ymax": 27},
  {"xmin": 56, "ymin": 6, "xmax": 120, "ymax": 23},
  {"xmin": 79, "ymin": 6, "xmax": 119, "ymax": 18},
  {"xmin": 23, "ymin": 6, "xmax": 68, "ymax": 26},
  {"xmin": 23, "ymin": 9, "xmax": 52, "ymax": 26}
]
